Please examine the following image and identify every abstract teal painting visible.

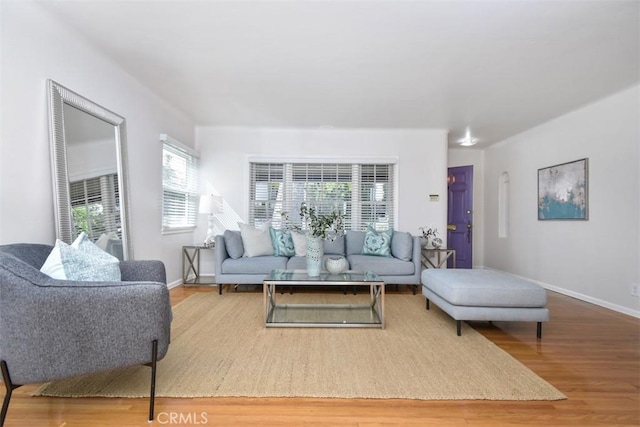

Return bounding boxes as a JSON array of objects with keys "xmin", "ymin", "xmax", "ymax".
[{"xmin": 538, "ymin": 158, "xmax": 588, "ymax": 220}]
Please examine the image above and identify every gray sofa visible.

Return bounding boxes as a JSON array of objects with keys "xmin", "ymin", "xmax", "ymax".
[{"xmin": 214, "ymin": 230, "xmax": 422, "ymax": 291}]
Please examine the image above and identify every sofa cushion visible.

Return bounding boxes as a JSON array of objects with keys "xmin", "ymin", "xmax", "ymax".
[
  {"xmin": 286, "ymin": 255, "xmax": 351, "ymax": 270},
  {"xmin": 239, "ymin": 222, "xmax": 274, "ymax": 257},
  {"xmin": 40, "ymin": 233, "xmax": 121, "ymax": 282},
  {"xmin": 346, "ymin": 230, "xmax": 365, "ymax": 255},
  {"xmin": 291, "ymin": 231, "xmax": 307, "ymax": 256},
  {"xmin": 362, "ymin": 226, "xmax": 393, "ymax": 257},
  {"xmin": 391, "ymin": 231, "xmax": 413, "ymax": 261},
  {"xmin": 324, "ymin": 234, "xmax": 345, "ymax": 255},
  {"xmin": 348, "ymin": 254, "xmax": 415, "ymax": 276},
  {"xmin": 269, "ymin": 228, "xmax": 295, "ymax": 256},
  {"xmin": 223, "ymin": 230, "xmax": 244, "ymax": 259},
  {"xmin": 221, "ymin": 256, "xmax": 288, "ymax": 274},
  {"xmin": 421, "ymin": 269, "xmax": 547, "ymax": 308}
]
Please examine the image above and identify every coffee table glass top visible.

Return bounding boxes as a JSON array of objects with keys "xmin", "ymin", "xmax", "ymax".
[{"xmin": 266, "ymin": 269, "xmax": 381, "ymax": 283}]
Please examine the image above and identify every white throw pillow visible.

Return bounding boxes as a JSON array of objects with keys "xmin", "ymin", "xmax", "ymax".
[
  {"xmin": 291, "ymin": 231, "xmax": 307, "ymax": 257},
  {"xmin": 40, "ymin": 232, "xmax": 121, "ymax": 281},
  {"xmin": 238, "ymin": 222, "xmax": 274, "ymax": 257}
]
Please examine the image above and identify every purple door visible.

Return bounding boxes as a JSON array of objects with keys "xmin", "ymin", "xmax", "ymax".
[{"xmin": 447, "ymin": 166, "xmax": 473, "ymax": 268}]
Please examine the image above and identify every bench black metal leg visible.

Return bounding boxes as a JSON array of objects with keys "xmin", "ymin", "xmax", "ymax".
[
  {"xmin": 425, "ymin": 299, "xmax": 430, "ymax": 310},
  {"xmin": 537, "ymin": 322, "xmax": 542, "ymax": 339},
  {"xmin": 456, "ymin": 320, "xmax": 462, "ymax": 336}
]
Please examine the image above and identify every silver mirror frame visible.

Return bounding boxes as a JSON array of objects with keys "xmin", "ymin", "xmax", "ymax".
[{"xmin": 47, "ymin": 79, "xmax": 134, "ymax": 259}]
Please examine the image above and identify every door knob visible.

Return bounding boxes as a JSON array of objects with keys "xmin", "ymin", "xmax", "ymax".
[{"xmin": 447, "ymin": 224, "xmax": 456, "ymax": 231}]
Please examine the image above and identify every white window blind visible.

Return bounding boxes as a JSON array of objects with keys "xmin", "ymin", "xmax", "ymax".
[
  {"xmin": 248, "ymin": 162, "xmax": 395, "ymax": 230},
  {"xmin": 70, "ymin": 174, "xmax": 120, "ymax": 241},
  {"xmin": 162, "ymin": 135, "xmax": 199, "ymax": 233}
]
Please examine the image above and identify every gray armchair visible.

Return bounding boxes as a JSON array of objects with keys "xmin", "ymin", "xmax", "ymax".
[{"xmin": 0, "ymin": 243, "xmax": 172, "ymax": 425}]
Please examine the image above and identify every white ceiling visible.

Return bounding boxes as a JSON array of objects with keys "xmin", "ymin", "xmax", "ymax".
[{"xmin": 38, "ymin": 0, "xmax": 639, "ymax": 148}]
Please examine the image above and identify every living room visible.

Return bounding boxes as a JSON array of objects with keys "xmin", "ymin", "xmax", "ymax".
[{"xmin": 1, "ymin": 0, "xmax": 638, "ymax": 425}]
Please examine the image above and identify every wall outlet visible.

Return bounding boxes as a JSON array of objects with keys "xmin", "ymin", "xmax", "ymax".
[{"xmin": 631, "ymin": 283, "xmax": 639, "ymax": 298}]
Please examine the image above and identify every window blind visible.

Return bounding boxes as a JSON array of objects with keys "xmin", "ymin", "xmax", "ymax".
[
  {"xmin": 162, "ymin": 136, "xmax": 199, "ymax": 232},
  {"xmin": 70, "ymin": 174, "xmax": 120, "ymax": 241},
  {"xmin": 248, "ymin": 162, "xmax": 395, "ymax": 231}
]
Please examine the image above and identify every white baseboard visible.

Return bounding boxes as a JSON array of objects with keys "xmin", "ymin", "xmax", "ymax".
[
  {"xmin": 167, "ymin": 278, "xmax": 183, "ymax": 289},
  {"xmin": 479, "ymin": 266, "xmax": 640, "ymax": 319}
]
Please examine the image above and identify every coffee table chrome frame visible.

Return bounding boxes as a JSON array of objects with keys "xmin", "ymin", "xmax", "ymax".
[{"xmin": 263, "ymin": 273, "xmax": 385, "ymax": 329}]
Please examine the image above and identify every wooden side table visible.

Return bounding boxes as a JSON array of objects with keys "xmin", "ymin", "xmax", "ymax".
[
  {"xmin": 421, "ymin": 248, "xmax": 456, "ymax": 269},
  {"xmin": 182, "ymin": 245, "xmax": 221, "ymax": 294}
]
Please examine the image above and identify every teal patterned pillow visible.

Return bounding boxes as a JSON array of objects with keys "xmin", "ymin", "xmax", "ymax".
[
  {"xmin": 40, "ymin": 232, "xmax": 121, "ymax": 281},
  {"xmin": 269, "ymin": 228, "xmax": 295, "ymax": 257},
  {"xmin": 362, "ymin": 225, "xmax": 393, "ymax": 257}
]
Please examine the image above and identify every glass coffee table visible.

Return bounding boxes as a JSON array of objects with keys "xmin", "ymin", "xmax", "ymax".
[{"xmin": 263, "ymin": 269, "xmax": 385, "ymax": 328}]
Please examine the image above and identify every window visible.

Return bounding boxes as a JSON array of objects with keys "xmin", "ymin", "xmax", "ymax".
[
  {"xmin": 248, "ymin": 161, "xmax": 395, "ymax": 230},
  {"xmin": 70, "ymin": 173, "xmax": 120, "ymax": 241},
  {"xmin": 161, "ymin": 135, "xmax": 199, "ymax": 233}
]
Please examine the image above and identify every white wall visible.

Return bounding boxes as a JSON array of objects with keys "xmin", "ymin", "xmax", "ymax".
[
  {"xmin": 195, "ymin": 127, "xmax": 449, "ymax": 272},
  {"xmin": 448, "ymin": 148, "xmax": 485, "ymax": 267},
  {"xmin": 484, "ymin": 85, "xmax": 640, "ymax": 316},
  {"xmin": 0, "ymin": 1, "xmax": 196, "ymax": 284}
]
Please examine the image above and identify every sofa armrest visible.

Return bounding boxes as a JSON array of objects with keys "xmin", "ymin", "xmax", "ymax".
[{"xmin": 214, "ymin": 235, "xmax": 228, "ymax": 278}]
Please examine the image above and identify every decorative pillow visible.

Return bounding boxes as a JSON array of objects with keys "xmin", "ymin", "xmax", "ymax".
[
  {"xmin": 324, "ymin": 234, "xmax": 345, "ymax": 255},
  {"xmin": 238, "ymin": 222, "xmax": 274, "ymax": 257},
  {"xmin": 391, "ymin": 231, "xmax": 413, "ymax": 261},
  {"xmin": 269, "ymin": 228, "xmax": 295, "ymax": 257},
  {"xmin": 362, "ymin": 225, "xmax": 393, "ymax": 257},
  {"xmin": 291, "ymin": 231, "xmax": 307, "ymax": 257},
  {"xmin": 223, "ymin": 230, "xmax": 244, "ymax": 259},
  {"xmin": 40, "ymin": 232, "xmax": 121, "ymax": 281},
  {"xmin": 346, "ymin": 230, "xmax": 366, "ymax": 255}
]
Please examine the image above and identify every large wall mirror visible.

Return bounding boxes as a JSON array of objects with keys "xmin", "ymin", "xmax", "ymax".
[{"xmin": 47, "ymin": 80, "xmax": 133, "ymax": 260}]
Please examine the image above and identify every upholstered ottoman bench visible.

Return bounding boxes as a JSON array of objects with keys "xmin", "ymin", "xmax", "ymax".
[{"xmin": 421, "ymin": 269, "xmax": 549, "ymax": 338}]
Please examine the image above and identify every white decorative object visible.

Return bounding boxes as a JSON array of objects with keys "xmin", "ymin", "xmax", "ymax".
[
  {"xmin": 431, "ymin": 237, "xmax": 443, "ymax": 249},
  {"xmin": 306, "ymin": 236, "xmax": 324, "ymax": 277},
  {"xmin": 199, "ymin": 194, "xmax": 223, "ymax": 248},
  {"xmin": 325, "ymin": 256, "xmax": 347, "ymax": 275}
]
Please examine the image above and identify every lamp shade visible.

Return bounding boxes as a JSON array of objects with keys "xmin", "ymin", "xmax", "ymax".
[{"xmin": 199, "ymin": 194, "xmax": 224, "ymax": 214}]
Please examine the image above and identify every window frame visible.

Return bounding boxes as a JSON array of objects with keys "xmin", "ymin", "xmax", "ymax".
[{"xmin": 161, "ymin": 134, "xmax": 200, "ymax": 234}]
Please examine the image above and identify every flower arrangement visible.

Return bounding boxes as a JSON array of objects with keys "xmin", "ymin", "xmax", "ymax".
[
  {"xmin": 419, "ymin": 226, "xmax": 442, "ymax": 248},
  {"xmin": 282, "ymin": 202, "xmax": 344, "ymax": 239}
]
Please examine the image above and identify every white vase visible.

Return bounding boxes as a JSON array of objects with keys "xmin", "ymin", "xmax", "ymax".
[
  {"xmin": 325, "ymin": 256, "xmax": 347, "ymax": 275},
  {"xmin": 306, "ymin": 236, "xmax": 324, "ymax": 276}
]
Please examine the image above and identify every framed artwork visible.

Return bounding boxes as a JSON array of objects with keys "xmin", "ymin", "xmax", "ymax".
[{"xmin": 538, "ymin": 158, "xmax": 588, "ymax": 220}]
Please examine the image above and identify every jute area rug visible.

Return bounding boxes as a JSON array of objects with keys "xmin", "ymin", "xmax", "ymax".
[{"xmin": 34, "ymin": 292, "xmax": 565, "ymax": 401}]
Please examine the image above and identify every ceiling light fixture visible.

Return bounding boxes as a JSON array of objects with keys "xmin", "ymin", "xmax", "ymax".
[{"xmin": 458, "ymin": 128, "xmax": 478, "ymax": 147}]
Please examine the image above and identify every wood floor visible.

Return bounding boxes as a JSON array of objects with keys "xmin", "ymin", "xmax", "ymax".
[{"xmin": 2, "ymin": 284, "xmax": 638, "ymax": 426}]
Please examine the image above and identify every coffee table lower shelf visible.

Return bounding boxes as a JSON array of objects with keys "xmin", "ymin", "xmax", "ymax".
[{"xmin": 266, "ymin": 303, "xmax": 383, "ymax": 328}]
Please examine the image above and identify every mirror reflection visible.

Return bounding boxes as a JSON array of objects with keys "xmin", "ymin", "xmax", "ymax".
[{"xmin": 64, "ymin": 105, "xmax": 123, "ymax": 259}]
